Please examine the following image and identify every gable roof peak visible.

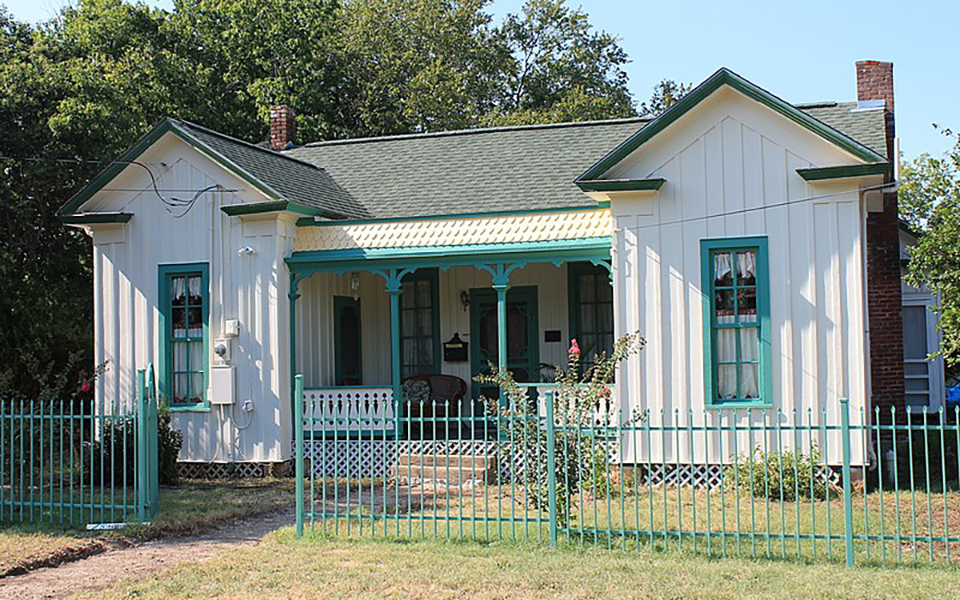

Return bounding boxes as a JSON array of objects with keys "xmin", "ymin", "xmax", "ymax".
[{"xmin": 576, "ymin": 66, "xmax": 888, "ymax": 182}]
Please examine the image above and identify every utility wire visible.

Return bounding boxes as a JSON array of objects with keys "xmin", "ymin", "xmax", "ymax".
[
  {"xmin": 0, "ymin": 154, "xmax": 231, "ymax": 218},
  {"xmin": 625, "ymin": 181, "xmax": 896, "ymax": 231}
]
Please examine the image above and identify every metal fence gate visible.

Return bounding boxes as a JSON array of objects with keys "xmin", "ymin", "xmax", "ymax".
[
  {"xmin": 293, "ymin": 375, "xmax": 960, "ymax": 568},
  {"xmin": 0, "ymin": 366, "xmax": 159, "ymax": 526}
]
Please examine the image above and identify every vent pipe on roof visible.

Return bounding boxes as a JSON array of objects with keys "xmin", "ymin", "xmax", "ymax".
[{"xmin": 269, "ymin": 105, "xmax": 297, "ymax": 152}]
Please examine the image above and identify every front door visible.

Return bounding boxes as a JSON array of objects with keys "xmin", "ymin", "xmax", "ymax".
[{"xmin": 469, "ymin": 286, "xmax": 539, "ymax": 403}]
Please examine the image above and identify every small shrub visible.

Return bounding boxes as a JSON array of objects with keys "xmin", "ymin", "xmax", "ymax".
[
  {"xmin": 90, "ymin": 407, "xmax": 183, "ymax": 486},
  {"xmin": 725, "ymin": 445, "xmax": 828, "ymax": 501},
  {"xmin": 477, "ymin": 332, "xmax": 645, "ymax": 525}
]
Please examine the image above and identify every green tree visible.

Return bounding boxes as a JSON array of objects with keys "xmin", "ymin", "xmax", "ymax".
[
  {"xmin": 0, "ymin": 0, "xmax": 641, "ymax": 396},
  {"xmin": 333, "ymin": 0, "xmax": 508, "ymax": 135},
  {"xmin": 489, "ymin": 0, "xmax": 634, "ymax": 125},
  {"xmin": 902, "ymin": 130, "xmax": 960, "ymax": 365},
  {"xmin": 638, "ymin": 79, "xmax": 691, "ymax": 117}
]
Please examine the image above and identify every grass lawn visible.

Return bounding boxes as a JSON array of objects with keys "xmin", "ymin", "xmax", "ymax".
[
  {"xmin": 300, "ymin": 478, "xmax": 960, "ymax": 565},
  {"xmin": 72, "ymin": 530, "xmax": 960, "ymax": 600},
  {"xmin": 0, "ymin": 478, "xmax": 293, "ymax": 576}
]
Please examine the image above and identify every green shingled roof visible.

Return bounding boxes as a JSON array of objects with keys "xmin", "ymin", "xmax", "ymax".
[
  {"xmin": 288, "ymin": 99, "xmax": 887, "ymax": 220},
  {"xmin": 288, "ymin": 119, "xmax": 650, "ymax": 220},
  {"xmin": 59, "ymin": 118, "xmax": 367, "ymax": 219},
  {"xmin": 62, "ymin": 91, "xmax": 889, "ymax": 222},
  {"xmin": 172, "ymin": 120, "xmax": 368, "ymax": 219}
]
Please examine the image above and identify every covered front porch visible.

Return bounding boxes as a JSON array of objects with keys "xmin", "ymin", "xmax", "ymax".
[{"xmin": 287, "ymin": 237, "xmax": 614, "ymax": 438}]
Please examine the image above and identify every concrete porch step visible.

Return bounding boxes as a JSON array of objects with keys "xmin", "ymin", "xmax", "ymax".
[{"xmin": 392, "ymin": 453, "xmax": 497, "ymax": 483}]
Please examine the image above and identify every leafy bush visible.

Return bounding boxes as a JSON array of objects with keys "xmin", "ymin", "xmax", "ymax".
[
  {"xmin": 90, "ymin": 407, "xmax": 183, "ymax": 486},
  {"xmin": 476, "ymin": 332, "xmax": 644, "ymax": 525},
  {"xmin": 725, "ymin": 445, "xmax": 828, "ymax": 501}
]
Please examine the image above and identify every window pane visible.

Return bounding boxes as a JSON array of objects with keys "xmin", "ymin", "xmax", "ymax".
[
  {"xmin": 580, "ymin": 304, "xmax": 596, "ymax": 334},
  {"xmin": 187, "ymin": 307, "xmax": 203, "ymax": 337},
  {"xmin": 714, "ymin": 252, "xmax": 734, "ymax": 286},
  {"xmin": 173, "ymin": 374, "xmax": 189, "ymax": 403},
  {"xmin": 739, "ymin": 327, "xmax": 759, "ymax": 362},
  {"xmin": 904, "ymin": 362, "xmax": 928, "ymax": 376},
  {"xmin": 187, "ymin": 276, "xmax": 202, "ymax": 305},
  {"xmin": 189, "ymin": 373, "xmax": 205, "ymax": 403},
  {"xmin": 715, "ymin": 289, "xmax": 735, "ymax": 322},
  {"xmin": 736, "ymin": 251, "xmax": 757, "ymax": 286},
  {"xmin": 597, "ymin": 277, "xmax": 613, "ymax": 302},
  {"xmin": 598, "ymin": 303, "xmax": 614, "ymax": 334},
  {"xmin": 188, "ymin": 341, "xmax": 204, "ymax": 372},
  {"xmin": 740, "ymin": 364, "xmax": 760, "ymax": 399},
  {"xmin": 172, "ymin": 308, "xmax": 187, "ymax": 337},
  {"xmin": 416, "ymin": 280, "xmax": 431, "ymax": 306},
  {"xmin": 717, "ymin": 365, "xmax": 737, "ymax": 399},
  {"xmin": 906, "ymin": 393, "xmax": 930, "ymax": 408},
  {"xmin": 401, "ymin": 282, "xmax": 415, "ymax": 308},
  {"xmin": 171, "ymin": 276, "xmax": 186, "ymax": 305},
  {"xmin": 419, "ymin": 308, "xmax": 432, "ymax": 336},
  {"xmin": 905, "ymin": 378, "xmax": 930, "ymax": 392},
  {"xmin": 579, "ymin": 274, "xmax": 596, "ymax": 302},
  {"xmin": 902, "ymin": 306, "xmax": 928, "ymax": 359},
  {"xmin": 715, "ymin": 329, "xmax": 737, "ymax": 363},
  {"xmin": 737, "ymin": 288, "xmax": 757, "ymax": 323}
]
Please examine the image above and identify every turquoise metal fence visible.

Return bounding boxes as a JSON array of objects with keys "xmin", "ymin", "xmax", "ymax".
[
  {"xmin": 294, "ymin": 380, "xmax": 960, "ymax": 568},
  {"xmin": 0, "ymin": 366, "xmax": 159, "ymax": 526}
]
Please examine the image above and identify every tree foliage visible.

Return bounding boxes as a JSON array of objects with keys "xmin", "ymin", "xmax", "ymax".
[
  {"xmin": 638, "ymin": 79, "xmax": 691, "ymax": 117},
  {"xmin": 0, "ymin": 0, "xmax": 647, "ymax": 396},
  {"xmin": 902, "ymin": 130, "xmax": 960, "ymax": 365}
]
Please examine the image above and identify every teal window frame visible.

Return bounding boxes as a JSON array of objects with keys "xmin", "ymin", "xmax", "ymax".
[
  {"xmin": 568, "ymin": 262, "xmax": 614, "ymax": 371},
  {"xmin": 700, "ymin": 237, "xmax": 772, "ymax": 408},
  {"xmin": 158, "ymin": 263, "xmax": 211, "ymax": 412},
  {"xmin": 333, "ymin": 296, "xmax": 363, "ymax": 386},
  {"xmin": 399, "ymin": 268, "xmax": 441, "ymax": 379}
]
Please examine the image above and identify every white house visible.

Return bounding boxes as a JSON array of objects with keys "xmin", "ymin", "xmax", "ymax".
[{"xmin": 59, "ymin": 61, "xmax": 933, "ymax": 474}]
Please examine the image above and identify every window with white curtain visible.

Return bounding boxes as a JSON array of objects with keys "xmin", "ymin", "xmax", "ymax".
[
  {"xmin": 161, "ymin": 264, "xmax": 209, "ymax": 408},
  {"xmin": 702, "ymin": 238, "xmax": 770, "ymax": 406}
]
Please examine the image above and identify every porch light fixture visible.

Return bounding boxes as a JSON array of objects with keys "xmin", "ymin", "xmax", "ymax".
[
  {"xmin": 350, "ymin": 272, "xmax": 361, "ymax": 301},
  {"xmin": 460, "ymin": 290, "xmax": 470, "ymax": 312}
]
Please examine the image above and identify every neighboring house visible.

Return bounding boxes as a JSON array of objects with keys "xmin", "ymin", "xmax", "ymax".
[
  {"xmin": 59, "ymin": 61, "xmax": 918, "ymax": 473},
  {"xmin": 899, "ymin": 223, "xmax": 945, "ymax": 412}
]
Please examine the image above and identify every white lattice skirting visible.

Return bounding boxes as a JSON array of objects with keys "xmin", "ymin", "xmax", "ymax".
[
  {"xmin": 299, "ymin": 441, "xmax": 840, "ymax": 489},
  {"xmin": 304, "ymin": 440, "xmax": 501, "ymax": 479}
]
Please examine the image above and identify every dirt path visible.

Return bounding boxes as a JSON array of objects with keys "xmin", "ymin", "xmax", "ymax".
[{"xmin": 0, "ymin": 508, "xmax": 294, "ymax": 600}]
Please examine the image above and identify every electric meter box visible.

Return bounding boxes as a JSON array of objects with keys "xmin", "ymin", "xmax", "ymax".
[{"xmin": 210, "ymin": 365, "xmax": 235, "ymax": 405}]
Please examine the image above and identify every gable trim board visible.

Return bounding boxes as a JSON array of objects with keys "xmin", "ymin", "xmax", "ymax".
[
  {"xmin": 59, "ymin": 212, "xmax": 133, "ymax": 225},
  {"xmin": 577, "ymin": 68, "xmax": 888, "ymax": 184},
  {"xmin": 575, "ymin": 178, "xmax": 666, "ymax": 193},
  {"xmin": 796, "ymin": 162, "xmax": 891, "ymax": 182},
  {"xmin": 221, "ymin": 200, "xmax": 321, "ymax": 217}
]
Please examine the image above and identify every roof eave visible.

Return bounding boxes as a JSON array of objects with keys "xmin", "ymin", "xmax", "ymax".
[{"xmin": 575, "ymin": 68, "xmax": 888, "ymax": 183}]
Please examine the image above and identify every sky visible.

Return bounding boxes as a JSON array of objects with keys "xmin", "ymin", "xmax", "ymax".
[{"xmin": 3, "ymin": 0, "xmax": 957, "ymax": 160}]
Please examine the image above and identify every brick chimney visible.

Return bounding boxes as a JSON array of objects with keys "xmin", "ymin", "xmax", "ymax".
[
  {"xmin": 269, "ymin": 105, "xmax": 297, "ymax": 151},
  {"xmin": 856, "ymin": 60, "xmax": 904, "ymax": 413}
]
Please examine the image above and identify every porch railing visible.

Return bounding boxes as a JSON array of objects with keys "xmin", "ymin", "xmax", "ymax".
[{"xmin": 304, "ymin": 387, "xmax": 395, "ymax": 434}]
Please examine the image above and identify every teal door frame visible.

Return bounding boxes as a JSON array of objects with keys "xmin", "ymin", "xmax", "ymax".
[{"xmin": 469, "ymin": 286, "xmax": 540, "ymax": 401}]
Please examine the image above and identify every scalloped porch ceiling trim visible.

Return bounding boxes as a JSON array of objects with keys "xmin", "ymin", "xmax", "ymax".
[{"xmin": 293, "ymin": 208, "xmax": 613, "ymax": 252}]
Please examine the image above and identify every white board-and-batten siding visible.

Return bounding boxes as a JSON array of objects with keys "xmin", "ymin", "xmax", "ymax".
[
  {"xmin": 82, "ymin": 133, "xmax": 295, "ymax": 463},
  {"xmin": 610, "ymin": 88, "xmax": 870, "ymax": 465}
]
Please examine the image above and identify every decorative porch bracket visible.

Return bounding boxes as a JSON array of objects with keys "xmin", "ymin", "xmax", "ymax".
[
  {"xmin": 475, "ymin": 263, "xmax": 523, "ymax": 371},
  {"xmin": 371, "ymin": 267, "xmax": 416, "ymax": 436}
]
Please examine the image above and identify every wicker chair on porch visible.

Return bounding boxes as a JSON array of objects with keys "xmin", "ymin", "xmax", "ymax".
[{"xmin": 401, "ymin": 374, "xmax": 468, "ymax": 419}]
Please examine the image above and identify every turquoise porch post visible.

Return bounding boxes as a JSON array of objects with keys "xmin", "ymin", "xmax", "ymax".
[
  {"xmin": 495, "ymin": 283, "xmax": 508, "ymax": 372},
  {"xmin": 388, "ymin": 287, "xmax": 402, "ymax": 435},
  {"xmin": 375, "ymin": 268, "xmax": 411, "ymax": 436}
]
